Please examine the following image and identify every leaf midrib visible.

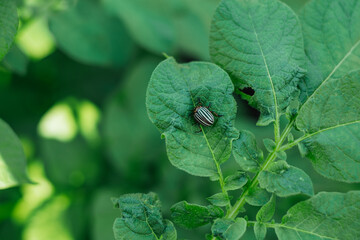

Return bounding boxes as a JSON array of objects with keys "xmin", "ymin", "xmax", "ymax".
[
  {"xmin": 247, "ymin": 10, "xmax": 279, "ymax": 127},
  {"xmin": 270, "ymin": 223, "xmax": 338, "ymax": 240},
  {"xmin": 301, "ymin": 38, "xmax": 360, "ymax": 110}
]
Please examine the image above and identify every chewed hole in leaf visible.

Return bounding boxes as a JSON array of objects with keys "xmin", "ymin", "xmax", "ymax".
[{"xmin": 239, "ymin": 87, "xmax": 255, "ymax": 96}]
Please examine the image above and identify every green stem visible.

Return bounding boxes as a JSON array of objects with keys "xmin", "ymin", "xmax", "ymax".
[
  {"xmin": 225, "ymin": 119, "xmax": 295, "ymax": 219},
  {"xmin": 279, "ymin": 135, "xmax": 307, "ymax": 152},
  {"xmin": 200, "ymin": 125, "xmax": 231, "ymax": 209}
]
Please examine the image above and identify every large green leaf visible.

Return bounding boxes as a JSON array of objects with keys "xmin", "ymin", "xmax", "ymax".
[
  {"xmin": 210, "ymin": 0, "xmax": 305, "ymax": 125},
  {"xmin": 274, "ymin": 191, "xmax": 360, "ymax": 240},
  {"xmin": 103, "ymin": 0, "xmax": 219, "ymax": 58},
  {"xmin": 296, "ymin": 71, "xmax": 360, "ymax": 182},
  {"xmin": 113, "ymin": 193, "xmax": 176, "ymax": 240},
  {"xmin": 103, "ymin": 0, "xmax": 176, "ymax": 54},
  {"xmin": 258, "ymin": 161, "xmax": 314, "ymax": 197},
  {"xmin": 170, "ymin": 201, "xmax": 223, "ymax": 229},
  {"xmin": 49, "ymin": 0, "xmax": 134, "ymax": 67},
  {"xmin": 146, "ymin": 57, "xmax": 238, "ymax": 178},
  {"xmin": 0, "ymin": 0, "xmax": 18, "ymax": 61},
  {"xmin": 0, "ymin": 119, "xmax": 31, "ymax": 189},
  {"xmin": 299, "ymin": 0, "xmax": 360, "ymax": 100},
  {"xmin": 232, "ymin": 130, "xmax": 263, "ymax": 173},
  {"xmin": 211, "ymin": 218, "xmax": 247, "ymax": 240}
]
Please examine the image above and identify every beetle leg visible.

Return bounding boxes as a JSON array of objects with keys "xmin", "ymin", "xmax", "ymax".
[
  {"xmin": 197, "ymin": 97, "xmax": 202, "ymax": 106},
  {"xmin": 206, "ymin": 103, "xmax": 211, "ymax": 109}
]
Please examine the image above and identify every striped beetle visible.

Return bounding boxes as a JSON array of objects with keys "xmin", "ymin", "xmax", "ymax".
[{"xmin": 193, "ymin": 99, "xmax": 221, "ymax": 131}]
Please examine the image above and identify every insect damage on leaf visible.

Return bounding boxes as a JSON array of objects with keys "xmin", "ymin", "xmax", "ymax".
[{"xmin": 210, "ymin": 0, "xmax": 306, "ymax": 126}]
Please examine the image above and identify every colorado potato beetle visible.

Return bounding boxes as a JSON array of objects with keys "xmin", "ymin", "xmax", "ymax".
[{"xmin": 193, "ymin": 99, "xmax": 221, "ymax": 130}]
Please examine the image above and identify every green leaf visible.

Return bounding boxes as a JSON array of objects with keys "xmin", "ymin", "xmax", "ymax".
[
  {"xmin": 256, "ymin": 194, "xmax": 275, "ymax": 223},
  {"xmin": 146, "ymin": 57, "xmax": 239, "ymax": 177},
  {"xmin": 211, "ymin": 218, "xmax": 247, "ymax": 240},
  {"xmin": 103, "ymin": 0, "xmax": 219, "ymax": 58},
  {"xmin": 232, "ymin": 130, "xmax": 263, "ymax": 173},
  {"xmin": 103, "ymin": 0, "xmax": 176, "ymax": 54},
  {"xmin": 245, "ymin": 187, "xmax": 271, "ymax": 206},
  {"xmin": 263, "ymin": 138, "xmax": 276, "ymax": 152},
  {"xmin": 170, "ymin": 201, "xmax": 223, "ymax": 229},
  {"xmin": 210, "ymin": 0, "xmax": 305, "ymax": 125},
  {"xmin": 0, "ymin": 0, "xmax": 18, "ymax": 61},
  {"xmin": 2, "ymin": 45, "xmax": 28, "ymax": 76},
  {"xmin": 258, "ymin": 162, "xmax": 314, "ymax": 197},
  {"xmin": 287, "ymin": 133, "xmax": 294, "ymax": 143},
  {"xmin": 161, "ymin": 220, "xmax": 177, "ymax": 240},
  {"xmin": 299, "ymin": 0, "xmax": 360, "ymax": 100},
  {"xmin": 275, "ymin": 151, "xmax": 287, "ymax": 161},
  {"xmin": 0, "ymin": 118, "xmax": 32, "ymax": 189},
  {"xmin": 103, "ymin": 56, "xmax": 163, "ymax": 176},
  {"xmin": 113, "ymin": 192, "xmax": 176, "ymax": 240},
  {"xmin": 296, "ymin": 70, "xmax": 360, "ymax": 182},
  {"xmin": 224, "ymin": 172, "xmax": 248, "ymax": 191},
  {"xmin": 49, "ymin": 0, "xmax": 134, "ymax": 67},
  {"xmin": 254, "ymin": 222, "xmax": 267, "ymax": 240},
  {"xmin": 207, "ymin": 193, "xmax": 231, "ymax": 207},
  {"xmin": 275, "ymin": 191, "xmax": 360, "ymax": 240}
]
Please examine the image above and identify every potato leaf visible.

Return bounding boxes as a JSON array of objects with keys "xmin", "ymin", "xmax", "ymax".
[
  {"xmin": 258, "ymin": 162, "xmax": 314, "ymax": 197},
  {"xmin": 256, "ymin": 194, "xmax": 275, "ymax": 223},
  {"xmin": 146, "ymin": 57, "xmax": 238, "ymax": 178},
  {"xmin": 232, "ymin": 130, "xmax": 263, "ymax": 173},
  {"xmin": 254, "ymin": 222, "xmax": 267, "ymax": 240},
  {"xmin": 210, "ymin": 0, "xmax": 305, "ymax": 125},
  {"xmin": 224, "ymin": 172, "xmax": 248, "ymax": 191},
  {"xmin": 112, "ymin": 193, "xmax": 176, "ymax": 240},
  {"xmin": 296, "ymin": 71, "xmax": 360, "ymax": 182},
  {"xmin": 299, "ymin": 0, "xmax": 360, "ymax": 100},
  {"xmin": 0, "ymin": 0, "xmax": 18, "ymax": 61},
  {"xmin": 245, "ymin": 187, "xmax": 271, "ymax": 206},
  {"xmin": 49, "ymin": 0, "xmax": 134, "ymax": 67},
  {"xmin": 275, "ymin": 191, "xmax": 360, "ymax": 240},
  {"xmin": 170, "ymin": 201, "xmax": 223, "ymax": 229},
  {"xmin": 0, "ymin": 119, "xmax": 32, "ymax": 189},
  {"xmin": 211, "ymin": 218, "xmax": 247, "ymax": 240}
]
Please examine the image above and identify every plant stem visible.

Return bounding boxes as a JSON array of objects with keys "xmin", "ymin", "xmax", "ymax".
[
  {"xmin": 200, "ymin": 125, "xmax": 231, "ymax": 209},
  {"xmin": 279, "ymin": 134, "xmax": 308, "ymax": 151},
  {"xmin": 225, "ymin": 119, "xmax": 295, "ymax": 219}
]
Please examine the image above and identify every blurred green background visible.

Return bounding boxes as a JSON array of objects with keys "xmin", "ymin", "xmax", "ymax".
[{"xmin": 1, "ymin": 0, "xmax": 359, "ymax": 239}]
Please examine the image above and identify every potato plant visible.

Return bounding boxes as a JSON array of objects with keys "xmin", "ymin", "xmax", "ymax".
[{"xmin": 112, "ymin": 0, "xmax": 360, "ymax": 239}]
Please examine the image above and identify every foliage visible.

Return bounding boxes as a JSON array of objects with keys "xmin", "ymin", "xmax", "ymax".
[
  {"xmin": 135, "ymin": 0, "xmax": 360, "ymax": 239},
  {"xmin": 0, "ymin": 0, "xmax": 359, "ymax": 239}
]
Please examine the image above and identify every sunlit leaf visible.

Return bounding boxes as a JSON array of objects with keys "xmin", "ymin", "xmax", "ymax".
[{"xmin": 0, "ymin": 119, "xmax": 31, "ymax": 189}]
